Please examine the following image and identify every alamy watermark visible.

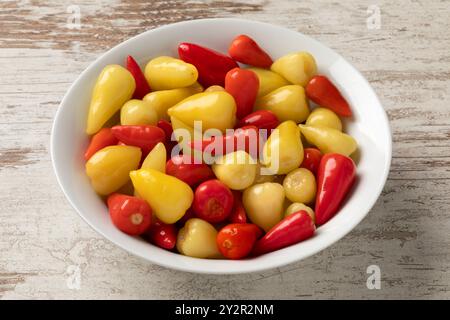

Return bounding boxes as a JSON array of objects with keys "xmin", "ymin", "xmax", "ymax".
[
  {"xmin": 366, "ymin": 5, "xmax": 381, "ymax": 30},
  {"xmin": 66, "ymin": 264, "xmax": 81, "ymax": 290},
  {"xmin": 66, "ymin": 5, "xmax": 81, "ymax": 30},
  {"xmin": 170, "ymin": 122, "xmax": 280, "ymax": 175},
  {"xmin": 366, "ymin": 265, "xmax": 381, "ymax": 290}
]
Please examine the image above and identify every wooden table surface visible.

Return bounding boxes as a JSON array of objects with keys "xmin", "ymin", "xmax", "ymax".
[{"xmin": 1, "ymin": 0, "xmax": 449, "ymax": 299}]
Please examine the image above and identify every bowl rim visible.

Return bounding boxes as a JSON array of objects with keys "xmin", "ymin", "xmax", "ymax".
[{"xmin": 51, "ymin": 17, "xmax": 392, "ymax": 274}]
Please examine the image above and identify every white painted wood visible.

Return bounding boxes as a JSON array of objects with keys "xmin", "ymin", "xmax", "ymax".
[{"xmin": 0, "ymin": 0, "xmax": 449, "ymax": 299}]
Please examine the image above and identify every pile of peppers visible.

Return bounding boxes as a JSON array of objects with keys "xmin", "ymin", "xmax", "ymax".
[{"xmin": 83, "ymin": 34, "xmax": 357, "ymax": 260}]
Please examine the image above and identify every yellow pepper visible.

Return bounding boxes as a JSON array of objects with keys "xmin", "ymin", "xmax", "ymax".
[
  {"xmin": 141, "ymin": 142, "xmax": 166, "ymax": 172},
  {"xmin": 177, "ymin": 218, "xmax": 221, "ymax": 259},
  {"xmin": 120, "ymin": 99, "xmax": 158, "ymax": 125},
  {"xmin": 306, "ymin": 107, "xmax": 342, "ymax": 131},
  {"xmin": 271, "ymin": 52, "xmax": 317, "ymax": 87},
  {"xmin": 130, "ymin": 168, "xmax": 193, "ymax": 224},
  {"xmin": 262, "ymin": 120, "xmax": 304, "ymax": 174},
  {"xmin": 247, "ymin": 67, "xmax": 289, "ymax": 97},
  {"xmin": 256, "ymin": 85, "xmax": 310, "ymax": 123},
  {"xmin": 167, "ymin": 91, "xmax": 236, "ymax": 132},
  {"xmin": 86, "ymin": 65, "xmax": 135, "ymax": 135},
  {"xmin": 144, "ymin": 56, "xmax": 198, "ymax": 91},
  {"xmin": 299, "ymin": 124, "xmax": 357, "ymax": 156},
  {"xmin": 243, "ymin": 182, "xmax": 285, "ymax": 232},
  {"xmin": 170, "ymin": 115, "xmax": 203, "ymax": 160},
  {"xmin": 143, "ymin": 84, "xmax": 202, "ymax": 121},
  {"xmin": 170, "ymin": 115, "xmax": 196, "ymax": 143},
  {"xmin": 85, "ymin": 145, "xmax": 141, "ymax": 195},
  {"xmin": 212, "ymin": 151, "xmax": 257, "ymax": 190}
]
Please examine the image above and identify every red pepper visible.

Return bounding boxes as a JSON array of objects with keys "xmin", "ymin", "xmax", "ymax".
[
  {"xmin": 228, "ymin": 35, "xmax": 273, "ymax": 68},
  {"xmin": 111, "ymin": 125, "xmax": 165, "ymax": 154},
  {"xmin": 252, "ymin": 210, "xmax": 315, "ymax": 256},
  {"xmin": 107, "ymin": 193, "xmax": 152, "ymax": 236},
  {"xmin": 147, "ymin": 219, "xmax": 177, "ymax": 250},
  {"xmin": 157, "ymin": 119, "xmax": 173, "ymax": 139},
  {"xmin": 166, "ymin": 154, "xmax": 215, "ymax": 187},
  {"xmin": 315, "ymin": 153, "xmax": 356, "ymax": 225},
  {"xmin": 229, "ymin": 191, "xmax": 247, "ymax": 224},
  {"xmin": 225, "ymin": 68, "xmax": 259, "ymax": 119},
  {"xmin": 84, "ymin": 128, "xmax": 118, "ymax": 161},
  {"xmin": 126, "ymin": 55, "xmax": 151, "ymax": 99},
  {"xmin": 300, "ymin": 148, "xmax": 323, "ymax": 175},
  {"xmin": 237, "ymin": 110, "xmax": 279, "ymax": 132},
  {"xmin": 216, "ymin": 223, "xmax": 262, "ymax": 259},
  {"xmin": 189, "ymin": 125, "xmax": 261, "ymax": 158},
  {"xmin": 305, "ymin": 75, "xmax": 352, "ymax": 117},
  {"xmin": 178, "ymin": 42, "xmax": 238, "ymax": 87},
  {"xmin": 193, "ymin": 179, "xmax": 234, "ymax": 223}
]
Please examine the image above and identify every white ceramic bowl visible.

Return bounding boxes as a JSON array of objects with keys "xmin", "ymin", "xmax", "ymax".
[{"xmin": 51, "ymin": 18, "xmax": 391, "ymax": 274}]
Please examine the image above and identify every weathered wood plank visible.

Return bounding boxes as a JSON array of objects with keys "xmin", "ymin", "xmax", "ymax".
[{"xmin": 0, "ymin": 0, "xmax": 449, "ymax": 299}]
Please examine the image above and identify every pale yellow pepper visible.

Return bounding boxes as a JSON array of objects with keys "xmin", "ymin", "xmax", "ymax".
[
  {"xmin": 299, "ymin": 124, "xmax": 357, "ymax": 156},
  {"xmin": 85, "ymin": 145, "xmax": 141, "ymax": 195},
  {"xmin": 283, "ymin": 168, "xmax": 316, "ymax": 204},
  {"xmin": 177, "ymin": 218, "xmax": 221, "ymax": 259},
  {"xmin": 204, "ymin": 85, "xmax": 225, "ymax": 92},
  {"xmin": 271, "ymin": 52, "xmax": 317, "ymax": 87},
  {"xmin": 86, "ymin": 65, "xmax": 135, "ymax": 134},
  {"xmin": 243, "ymin": 182, "xmax": 285, "ymax": 232},
  {"xmin": 256, "ymin": 85, "xmax": 310, "ymax": 123},
  {"xmin": 306, "ymin": 107, "xmax": 342, "ymax": 131},
  {"xmin": 212, "ymin": 151, "xmax": 257, "ymax": 190},
  {"xmin": 262, "ymin": 120, "xmax": 304, "ymax": 174},
  {"xmin": 167, "ymin": 91, "xmax": 236, "ymax": 132},
  {"xmin": 247, "ymin": 67, "xmax": 289, "ymax": 97},
  {"xmin": 141, "ymin": 142, "xmax": 166, "ymax": 172},
  {"xmin": 143, "ymin": 84, "xmax": 202, "ymax": 120},
  {"xmin": 144, "ymin": 56, "xmax": 198, "ymax": 91},
  {"xmin": 130, "ymin": 168, "xmax": 193, "ymax": 224},
  {"xmin": 120, "ymin": 99, "xmax": 158, "ymax": 125}
]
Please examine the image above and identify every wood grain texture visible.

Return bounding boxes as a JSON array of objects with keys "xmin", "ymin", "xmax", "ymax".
[{"xmin": 1, "ymin": 0, "xmax": 449, "ymax": 299}]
